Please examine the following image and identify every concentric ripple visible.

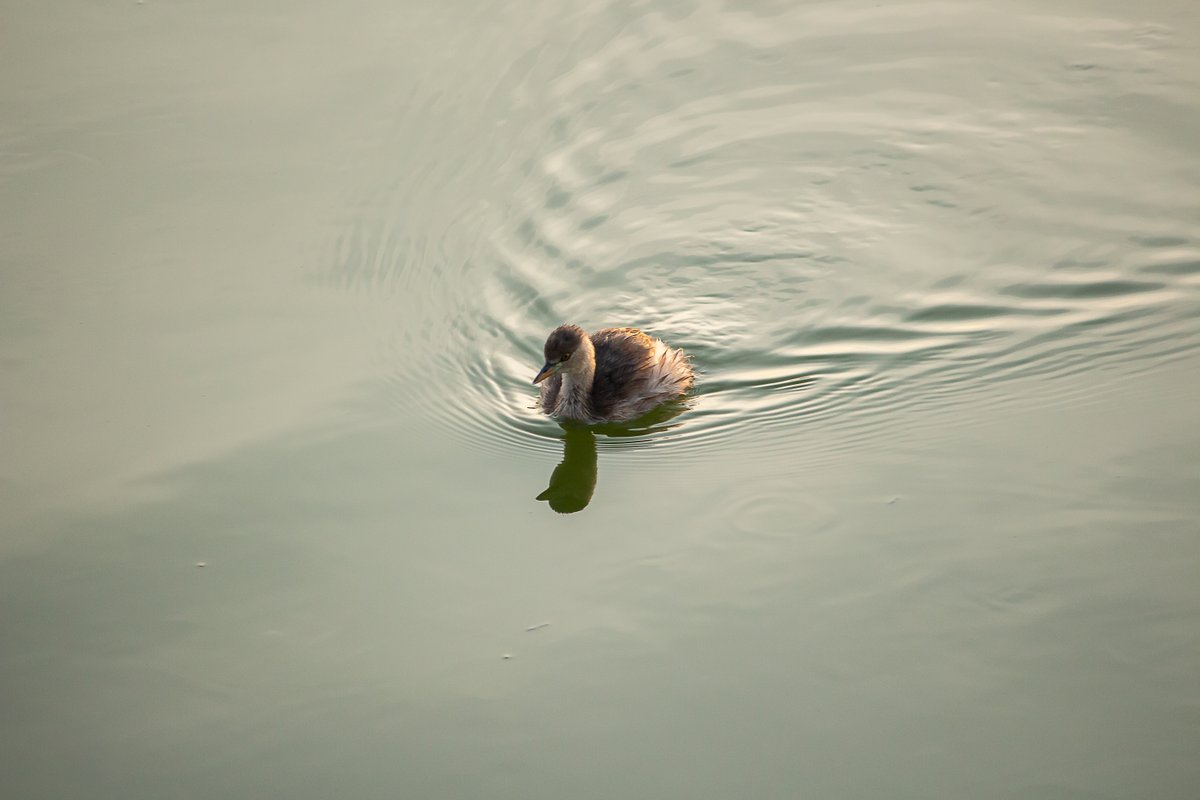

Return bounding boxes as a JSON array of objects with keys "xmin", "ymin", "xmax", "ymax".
[{"xmin": 331, "ymin": 1, "xmax": 1200, "ymax": 472}]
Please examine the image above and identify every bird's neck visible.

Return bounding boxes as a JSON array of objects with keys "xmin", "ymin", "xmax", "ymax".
[{"xmin": 558, "ymin": 338, "xmax": 596, "ymax": 417}]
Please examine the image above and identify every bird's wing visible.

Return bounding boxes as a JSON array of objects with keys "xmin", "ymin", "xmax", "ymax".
[{"xmin": 589, "ymin": 328, "xmax": 655, "ymax": 418}]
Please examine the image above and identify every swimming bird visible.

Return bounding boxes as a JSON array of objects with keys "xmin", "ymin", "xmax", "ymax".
[{"xmin": 532, "ymin": 324, "xmax": 694, "ymax": 423}]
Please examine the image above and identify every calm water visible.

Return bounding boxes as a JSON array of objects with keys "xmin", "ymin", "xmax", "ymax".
[{"xmin": 3, "ymin": 1, "xmax": 1199, "ymax": 797}]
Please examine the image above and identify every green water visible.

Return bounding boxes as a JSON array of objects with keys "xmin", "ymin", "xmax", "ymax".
[{"xmin": 3, "ymin": 1, "xmax": 1199, "ymax": 798}]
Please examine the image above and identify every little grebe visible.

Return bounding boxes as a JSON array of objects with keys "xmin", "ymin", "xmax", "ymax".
[{"xmin": 532, "ymin": 324, "xmax": 694, "ymax": 423}]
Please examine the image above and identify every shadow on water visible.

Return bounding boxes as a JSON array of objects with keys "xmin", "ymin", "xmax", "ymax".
[{"xmin": 536, "ymin": 400, "xmax": 690, "ymax": 513}]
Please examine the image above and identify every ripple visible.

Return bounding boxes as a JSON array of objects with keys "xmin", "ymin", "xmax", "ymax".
[
  {"xmin": 1140, "ymin": 259, "xmax": 1200, "ymax": 278},
  {"xmin": 1001, "ymin": 279, "xmax": 1167, "ymax": 300},
  {"xmin": 906, "ymin": 303, "xmax": 1066, "ymax": 323},
  {"xmin": 329, "ymin": 1, "xmax": 1200, "ymax": 474}
]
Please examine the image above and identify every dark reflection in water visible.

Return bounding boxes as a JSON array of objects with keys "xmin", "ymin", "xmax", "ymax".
[
  {"xmin": 536, "ymin": 428, "xmax": 597, "ymax": 513},
  {"xmin": 537, "ymin": 400, "xmax": 690, "ymax": 513}
]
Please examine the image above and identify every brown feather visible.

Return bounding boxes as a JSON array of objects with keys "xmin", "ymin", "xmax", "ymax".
[{"xmin": 536, "ymin": 324, "xmax": 693, "ymax": 423}]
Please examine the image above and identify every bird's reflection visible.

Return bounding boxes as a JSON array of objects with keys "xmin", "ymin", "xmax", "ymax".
[
  {"xmin": 536, "ymin": 427, "xmax": 597, "ymax": 514},
  {"xmin": 535, "ymin": 400, "xmax": 689, "ymax": 514}
]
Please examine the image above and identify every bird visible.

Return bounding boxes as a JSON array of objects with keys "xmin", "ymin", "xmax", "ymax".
[{"xmin": 532, "ymin": 324, "xmax": 694, "ymax": 423}]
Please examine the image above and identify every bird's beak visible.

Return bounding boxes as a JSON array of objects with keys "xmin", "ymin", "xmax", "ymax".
[{"xmin": 532, "ymin": 361, "xmax": 558, "ymax": 385}]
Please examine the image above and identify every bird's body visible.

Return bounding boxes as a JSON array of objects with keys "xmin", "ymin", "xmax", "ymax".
[{"xmin": 532, "ymin": 325, "xmax": 694, "ymax": 424}]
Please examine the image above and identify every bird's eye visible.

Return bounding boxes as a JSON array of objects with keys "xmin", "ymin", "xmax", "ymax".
[{"xmin": 560, "ymin": 352, "xmax": 572, "ymax": 362}]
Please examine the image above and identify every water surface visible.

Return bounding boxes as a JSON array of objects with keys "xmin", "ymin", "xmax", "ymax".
[{"xmin": 2, "ymin": 1, "xmax": 1199, "ymax": 798}]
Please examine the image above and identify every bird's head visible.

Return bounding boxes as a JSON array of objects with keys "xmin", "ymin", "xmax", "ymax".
[{"xmin": 533, "ymin": 324, "xmax": 586, "ymax": 384}]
